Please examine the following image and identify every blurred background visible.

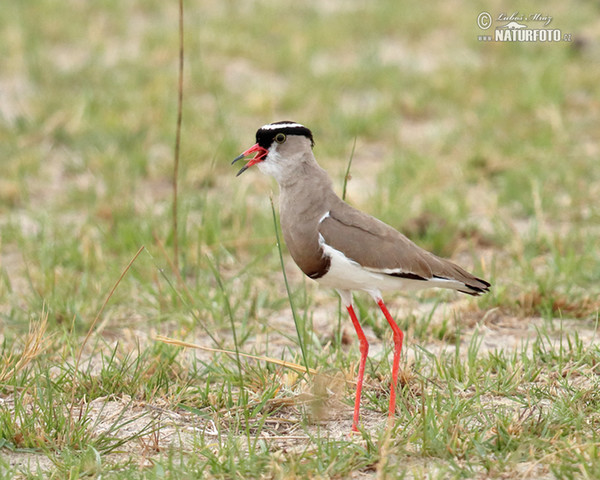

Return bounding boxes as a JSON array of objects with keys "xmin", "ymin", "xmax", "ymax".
[
  {"xmin": 1, "ymin": 1, "xmax": 598, "ymax": 333},
  {"xmin": 2, "ymin": 0, "xmax": 600, "ymax": 476}
]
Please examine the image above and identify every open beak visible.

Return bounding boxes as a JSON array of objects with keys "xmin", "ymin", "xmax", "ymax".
[{"xmin": 232, "ymin": 143, "xmax": 269, "ymax": 176}]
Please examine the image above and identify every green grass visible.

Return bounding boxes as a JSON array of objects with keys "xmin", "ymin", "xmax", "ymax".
[{"xmin": 1, "ymin": 0, "xmax": 600, "ymax": 478}]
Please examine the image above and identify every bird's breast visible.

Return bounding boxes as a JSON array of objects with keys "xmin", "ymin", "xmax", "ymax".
[{"xmin": 280, "ymin": 211, "xmax": 331, "ymax": 280}]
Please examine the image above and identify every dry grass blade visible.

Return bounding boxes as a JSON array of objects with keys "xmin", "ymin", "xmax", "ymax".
[
  {"xmin": 154, "ymin": 334, "xmax": 319, "ymax": 375},
  {"xmin": 0, "ymin": 306, "xmax": 49, "ymax": 384},
  {"xmin": 69, "ymin": 246, "xmax": 145, "ymax": 416},
  {"xmin": 171, "ymin": 0, "xmax": 184, "ymax": 270}
]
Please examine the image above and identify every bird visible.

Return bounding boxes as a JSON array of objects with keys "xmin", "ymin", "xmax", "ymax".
[{"xmin": 232, "ymin": 121, "xmax": 490, "ymax": 432}]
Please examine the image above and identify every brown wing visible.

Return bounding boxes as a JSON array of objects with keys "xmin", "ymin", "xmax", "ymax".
[{"xmin": 319, "ymin": 198, "xmax": 490, "ymax": 294}]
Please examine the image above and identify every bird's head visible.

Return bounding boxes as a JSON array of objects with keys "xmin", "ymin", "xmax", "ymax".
[{"xmin": 232, "ymin": 121, "xmax": 315, "ymax": 181}]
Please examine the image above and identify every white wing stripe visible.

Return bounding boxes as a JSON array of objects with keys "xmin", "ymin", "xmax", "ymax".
[{"xmin": 318, "ymin": 211, "xmax": 331, "ymax": 224}]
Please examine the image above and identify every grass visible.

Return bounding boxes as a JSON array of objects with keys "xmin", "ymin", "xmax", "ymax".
[{"xmin": 1, "ymin": 0, "xmax": 600, "ymax": 478}]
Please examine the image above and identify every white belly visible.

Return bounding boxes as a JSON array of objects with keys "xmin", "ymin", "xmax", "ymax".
[{"xmin": 315, "ymin": 242, "xmax": 464, "ymax": 295}]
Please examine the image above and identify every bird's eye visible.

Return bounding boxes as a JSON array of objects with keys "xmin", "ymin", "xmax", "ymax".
[{"xmin": 275, "ymin": 133, "xmax": 286, "ymax": 144}]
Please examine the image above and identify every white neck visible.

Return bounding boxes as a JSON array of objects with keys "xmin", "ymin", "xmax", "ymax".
[{"xmin": 257, "ymin": 143, "xmax": 318, "ymax": 187}]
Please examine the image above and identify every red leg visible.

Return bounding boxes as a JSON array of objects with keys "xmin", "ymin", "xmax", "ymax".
[
  {"xmin": 346, "ymin": 304, "xmax": 369, "ymax": 432},
  {"xmin": 376, "ymin": 298, "xmax": 404, "ymax": 419}
]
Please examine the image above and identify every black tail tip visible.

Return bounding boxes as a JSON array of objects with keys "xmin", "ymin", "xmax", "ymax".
[{"xmin": 460, "ymin": 277, "xmax": 491, "ymax": 296}]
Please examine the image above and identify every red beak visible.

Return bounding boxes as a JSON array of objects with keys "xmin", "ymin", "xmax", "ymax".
[{"xmin": 232, "ymin": 143, "xmax": 269, "ymax": 176}]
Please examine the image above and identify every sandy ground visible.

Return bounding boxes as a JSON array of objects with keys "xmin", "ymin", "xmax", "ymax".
[{"xmin": 3, "ymin": 289, "xmax": 596, "ymax": 478}]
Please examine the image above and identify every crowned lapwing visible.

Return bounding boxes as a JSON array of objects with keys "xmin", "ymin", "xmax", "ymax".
[{"xmin": 233, "ymin": 121, "xmax": 490, "ymax": 431}]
